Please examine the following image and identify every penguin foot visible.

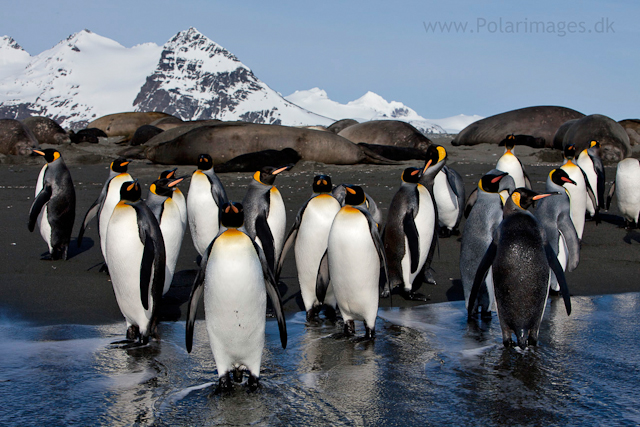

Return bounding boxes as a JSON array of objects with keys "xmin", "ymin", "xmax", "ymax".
[
  {"xmin": 246, "ymin": 375, "xmax": 260, "ymax": 393},
  {"xmin": 423, "ymin": 270, "xmax": 437, "ymax": 286},
  {"xmin": 398, "ymin": 289, "xmax": 430, "ymax": 302},
  {"xmin": 323, "ymin": 305, "xmax": 338, "ymax": 323},
  {"xmin": 380, "ymin": 286, "xmax": 391, "ymax": 298},
  {"xmin": 306, "ymin": 306, "xmax": 321, "ymax": 323},
  {"xmin": 365, "ymin": 326, "xmax": 376, "ymax": 340},
  {"xmin": 232, "ymin": 368, "xmax": 243, "ymax": 383},
  {"xmin": 211, "ymin": 374, "xmax": 233, "ymax": 397},
  {"xmin": 438, "ymin": 228, "xmax": 452, "ymax": 238},
  {"xmin": 98, "ymin": 263, "xmax": 109, "ymax": 274},
  {"xmin": 40, "ymin": 253, "xmax": 53, "ymax": 261},
  {"xmin": 343, "ymin": 320, "xmax": 356, "ymax": 337}
]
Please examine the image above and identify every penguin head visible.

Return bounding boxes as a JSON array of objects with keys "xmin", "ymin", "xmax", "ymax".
[
  {"xmin": 563, "ymin": 144, "xmax": 576, "ymax": 161},
  {"xmin": 197, "ymin": 154, "xmax": 214, "ymax": 171},
  {"xmin": 254, "ymin": 165, "xmax": 291, "ymax": 186},
  {"xmin": 590, "ymin": 140, "xmax": 599, "ymax": 148},
  {"xmin": 508, "ymin": 188, "xmax": 553, "ymax": 211},
  {"xmin": 111, "ymin": 157, "xmax": 130, "ymax": 173},
  {"xmin": 423, "ymin": 145, "xmax": 447, "ymax": 172},
  {"xmin": 343, "ymin": 184, "xmax": 366, "ymax": 206},
  {"xmin": 158, "ymin": 168, "xmax": 178, "ymax": 180},
  {"xmin": 549, "ymin": 168, "xmax": 577, "ymax": 187},
  {"xmin": 150, "ymin": 177, "xmax": 184, "ymax": 198},
  {"xmin": 32, "ymin": 148, "xmax": 60, "ymax": 163},
  {"xmin": 499, "ymin": 134, "xmax": 516, "ymax": 151},
  {"xmin": 119, "ymin": 180, "xmax": 141, "ymax": 202},
  {"xmin": 312, "ymin": 175, "xmax": 332, "ymax": 193},
  {"xmin": 220, "ymin": 202, "xmax": 244, "ymax": 228},
  {"xmin": 478, "ymin": 171, "xmax": 510, "ymax": 193},
  {"xmin": 401, "ymin": 167, "xmax": 423, "ymax": 184}
]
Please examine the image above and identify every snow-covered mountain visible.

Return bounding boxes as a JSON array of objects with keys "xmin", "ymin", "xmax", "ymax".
[{"xmin": 286, "ymin": 88, "xmax": 482, "ymax": 134}]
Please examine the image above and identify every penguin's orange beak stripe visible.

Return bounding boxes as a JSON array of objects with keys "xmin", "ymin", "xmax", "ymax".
[
  {"xmin": 423, "ymin": 160, "xmax": 432, "ymax": 173},
  {"xmin": 272, "ymin": 166, "xmax": 288, "ymax": 175},
  {"xmin": 231, "ymin": 204, "xmax": 239, "ymax": 213},
  {"xmin": 121, "ymin": 161, "xmax": 130, "ymax": 166},
  {"xmin": 33, "ymin": 149, "xmax": 45, "ymax": 156},
  {"xmin": 127, "ymin": 182, "xmax": 136, "ymax": 191},
  {"xmin": 411, "ymin": 169, "xmax": 420, "ymax": 176},
  {"xmin": 491, "ymin": 175, "xmax": 505, "ymax": 183},
  {"xmin": 168, "ymin": 178, "xmax": 184, "ymax": 187},
  {"xmin": 561, "ymin": 177, "xmax": 577, "ymax": 185},
  {"xmin": 532, "ymin": 194, "xmax": 552, "ymax": 200},
  {"xmin": 346, "ymin": 187, "xmax": 356, "ymax": 195}
]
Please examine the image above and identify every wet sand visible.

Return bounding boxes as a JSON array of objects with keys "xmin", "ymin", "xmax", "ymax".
[{"xmin": 1, "ymin": 135, "xmax": 639, "ymax": 326}]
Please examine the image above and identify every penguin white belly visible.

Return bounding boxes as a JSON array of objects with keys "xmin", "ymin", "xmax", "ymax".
[
  {"xmin": 160, "ymin": 199, "xmax": 186, "ymax": 295},
  {"xmin": 187, "ymin": 172, "xmax": 220, "ymax": 256},
  {"xmin": 295, "ymin": 195, "xmax": 341, "ymax": 310},
  {"xmin": 204, "ymin": 230, "xmax": 266, "ymax": 377},
  {"xmin": 433, "ymin": 170, "xmax": 459, "ymax": 229},
  {"xmin": 100, "ymin": 173, "xmax": 132, "ymax": 259},
  {"xmin": 496, "ymin": 153, "xmax": 525, "ymax": 188},
  {"xmin": 561, "ymin": 162, "xmax": 588, "ymax": 239},
  {"xmin": 173, "ymin": 188, "xmax": 188, "ymax": 229},
  {"xmin": 616, "ymin": 159, "xmax": 640, "ymax": 223},
  {"xmin": 328, "ymin": 208, "xmax": 379, "ymax": 327},
  {"xmin": 106, "ymin": 205, "xmax": 152, "ymax": 336},
  {"xmin": 267, "ymin": 187, "xmax": 286, "ymax": 262},
  {"xmin": 577, "ymin": 153, "xmax": 598, "ymax": 215},
  {"xmin": 402, "ymin": 185, "xmax": 435, "ymax": 286}
]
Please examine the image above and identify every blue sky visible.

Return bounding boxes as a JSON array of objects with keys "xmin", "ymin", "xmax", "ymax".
[{"xmin": 2, "ymin": 0, "xmax": 637, "ymax": 120}]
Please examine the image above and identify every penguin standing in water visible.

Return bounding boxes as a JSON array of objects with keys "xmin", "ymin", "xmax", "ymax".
[
  {"xmin": 495, "ymin": 134, "xmax": 531, "ymax": 189},
  {"xmin": 277, "ymin": 175, "xmax": 341, "ymax": 321},
  {"xmin": 187, "ymin": 154, "xmax": 228, "ymax": 257},
  {"xmin": 146, "ymin": 177, "xmax": 186, "ymax": 296},
  {"xmin": 534, "ymin": 168, "xmax": 580, "ymax": 292},
  {"xmin": 469, "ymin": 188, "xmax": 572, "ymax": 349},
  {"xmin": 242, "ymin": 165, "xmax": 291, "ymax": 274},
  {"xmin": 28, "ymin": 149, "xmax": 75, "ymax": 260},
  {"xmin": 433, "ymin": 165, "xmax": 465, "ymax": 237},
  {"xmin": 186, "ymin": 202, "xmax": 286, "ymax": 394},
  {"xmin": 381, "ymin": 166, "xmax": 436, "ymax": 301},
  {"xmin": 560, "ymin": 144, "xmax": 598, "ymax": 240},
  {"xmin": 77, "ymin": 157, "xmax": 132, "ymax": 265},
  {"xmin": 317, "ymin": 185, "xmax": 388, "ymax": 338},
  {"xmin": 606, "ymin": 158, "xmax": 640, "ymax": 228},
  {"xmin": 576, "ymin": 140, "xmax": 605, "ymax": 217},
  {"xmin": 158, "ymin": 168, "xmax": 187, "ymax": 228},
  {"xmin": 106, "ymin": 180, "xmax": 165, "ymax": 345},
  {"xmin": 460, "ymin": 170, "xmax": 515, "ymax": 318}
]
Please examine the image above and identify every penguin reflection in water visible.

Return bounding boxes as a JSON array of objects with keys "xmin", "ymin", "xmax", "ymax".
[
  {"xmin": 106, "ymin": 181, "xmax": 166, "ymax": 346},
  {"xmin": 469, "ymin": 188, "xmax": 572, "ymax": 349},
  {"xmin": 28, "ymin": 149, "xmax": 75, "ymax": 260},
  {"xmin": 186, "ymin": 202, "xmax": 287, "ymax": 394}
]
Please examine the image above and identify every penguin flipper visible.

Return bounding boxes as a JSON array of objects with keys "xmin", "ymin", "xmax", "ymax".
[
  {"xmin": 255, "ymin": 212, "xmax": 276, "ymax": 273},
  {"xmin": 277, "ymin": 200, "xmax": 308, "ymax": 280},
  {"xmin": 316, "ymin": 249, "xmax": 330, "ymax": 304},
  {"xmin": 558, "ymin": 211, "xmax": 580, "ymax": 272},
  {"xmin": 208, "ymin": 174, "xmax": 229, "ymax": 209},
  {"xmin": 186, "ymin": 239, "xmax": 215, "ymax": 353},
  {"xmin": 518, "ymin": 158, "xmax": 532, "ymax": 189},
  {"xmin": 77, "ymin": 198, "xmax": 101, "ymax": 246},
  {"xmin": 468, "ymin": 242, "xmax": 496, "ymax": 319},
  {"xmin": 606, "ymin": 181, "xmax": 615, "ymax": 210},
  {"xmin": 253, "ymin": 241, "xmax": 287, "ymax": 349},
  {"xmin": 133, "ymin": 204, "xmax": 166, "ymax": 312},
  {"xmin": 403, "ymin": 211, "xmax": 420, "ymax": 274},
  {"xmin": 368, "ymin": 211, "xmax": 389, "ymax": 291},
  {"xmin": 581, "ymin": 167, "xmax": 600, "ymax": 222},
  {"xmin": 139, "ymin": 234, "xmax": 155, "ymax": 311},
  {"xmin": 464, "ymin": 188, "xmax": 478, "ymax": 218},
  {"xmin": 545, "ymin": 243, "xmax": 572, "ymax": 316},
  {"xmin": 444, "ymin": 166, "xmax": 466, "ymax": 226},
  {"xmin": 28, "ymin": 185, "xmax": 52, "ymax": 232},
  {"xmin": 592, "ymin": 154, "xmax": 606, "ymax": 209}
]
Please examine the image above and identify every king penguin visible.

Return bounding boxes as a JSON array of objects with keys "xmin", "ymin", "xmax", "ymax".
[
  {"xmin": 317, "ymin": 185, "xmax": 388, "ymax": 338},
  {"xmin": 277, "ymin": 175, "xmax": 341, "ymax": 322},
  {"xmin": 186, "ymin": 201, "xmax": 287, "ymax": 394},
  {"xmin": 460, "ymin": 170, "xmax": 515, "ymax": 318},
  {"xmin": 606, "ymin": 158, "xmax": 640, "ymax": 228},
  {"xmin": 146, "ymin": 177, "xmax": 187, "ymax": 296},
  {"xmin": 495, "ymin": 134, "xmax": 531, "ymax": 189},
  {"xmin": 187, "ymin": 154, "xmax": 228, "ymax": 257},
  {"xmin": 242, "ymin": 165, "xmax": 291, "ymax": 274},
  {"xmin": 576, "ymin": 140, "xmax": 605, "ymax": 217},
  {"xmin": 105, "ymin": 180, "xmax": 166, "ymax": 345},
  {"xmin": 433, "ymin": 165, "xmax": 465, "ymax": 237},
  {"xmin": 469, "ymin": 188, "xmax": 572, "ymax": 349},
  {"xmin": 560, "ymin": 144, "xmax": 598, "ymax": 240},
  {"xmin": 158, "ymin": 168, "xmax": 187, "ymax": 228},
  {"xmin": 332, "ymin": 184, "xmax": 383, "ymax": 226},
  {"xmin": 28, "ymin": 148, "xmax": 76, "ymax": 260},
  {"xmin": 534, "ymin": 168, "xmax": 580, "ymax": 292},
  {"xmin": 77, "ymin": 157, "xmax": 132, "ymax": 266},
  {"xmin": 382, "ymin": 166, "xmax": 436, "ymax": 301}
]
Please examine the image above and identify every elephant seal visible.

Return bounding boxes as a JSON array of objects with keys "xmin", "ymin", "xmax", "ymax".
[
  {"xmin": 145, "ymin": 122, "xmax": 396, "ymax": 165},
  {"xmin": 22, "ymin": 116, "xmax": 70, "ymax": 145},
  {"xmin": 562, "ymin": 114, "xmax": 630, "ymax": 162},
  {"xmin": 452, "ymin": 106, "xmax": 585, "ymax": 148},
  {"xmin": 553, "ymin": 119, "xmax": 580, "ymax": 150},
  {"xmin": 129, "ymin": 125, "xmax": 164, "ymax": 146},
  {"xmin": 69, "ymin": 128, "xmax": 108, "ymax": 144},
  {"xmin": 213, "ymin": 148, "xmax": 301, "ymax": 173},
  {"xmin": 338, "ymin": 120, "xmax": 432, "ymax": 151},
  {"xmin": 327, "ymin": 119, "xmax": 359, "ymax": 134},
  {"xmin": 357, "ymin": 142, "xmax": 425, "ymax": 161},
  {"xmin": 618, "ymin": 119, "xmax": 640, "ymax": 147},
  {"xmin": 0, "ymin": 119, "xmax": 39, "ymax": 155},
  {"xmin": 150, "ymin": 117, "xmax": 221, "ymax": 132},
  {"xmin": 87, "ymin": 112, "xmax": 176, "ymax": 140}
]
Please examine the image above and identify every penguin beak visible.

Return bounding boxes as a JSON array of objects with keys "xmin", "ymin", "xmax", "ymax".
[
  {"xmin": 168, "ymin": 177, "xmax": 185, "ymax": 187},
  {"xmin": 167, "ymin": 168, "xmax": 178, "ymax": 178},
  {"xmin": 411, "ymin": 169, "xmax": 422, "ymax": 177},
  {"xmin": 532, "ymin": 193, "xmax": 553, "ymax": 201},
  {"xmin": 32, "ymin": 149, "xmax": 45, "ymax": 156},
  {"xmin": 491, "ymin": 172, "xmax": 509, "ymax": 183},
  {"xmin": 272, "ymin": 165, "xmax": 289, "ymax": 175},
  {"xmin": 423, "ymin": 160, "xmax": 432, "ymax": 174},
  {"xmin": 561, "ymin": 176, "xmax": 577, "ymax": 186}
]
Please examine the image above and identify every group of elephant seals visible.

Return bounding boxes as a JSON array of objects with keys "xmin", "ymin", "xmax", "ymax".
[
  {"xmin": 0, "ymin": 119, "xmax": 39, "ymax": 155},
  {"xmin": 338, "ymin": 120, "xmax": 432, "ymax": 152},
  {"xmin": 87, "ymin": 111, "xmax": 176, "ymax": 140},
  {"xmin": 22, "ymin": 116, "xmax": 70, "ymax": 145},
  {"xmin": 129, "ymin": 125, "xmax": 164, "ymax": 146},
  {"xmin": 213, "ymin": 148, "xmax": 302, "ymax": 173},
  {"xmin": 69, "ymin": 128, "xmax": 108, "ymax": 144},
  {"xmin": 327, "ymin": 119, "xmax": 359, "ymax": 134},
  {"xmin": 618, "ymin": 119, "xmax": 640, "ymax": 147},
  {"xmin": 558, "ymin": 114, "xmax": 631, "ymax": 162},
  {"xmin": 452, "ymin": 106, "xmax": 585, "ymax": 148}
]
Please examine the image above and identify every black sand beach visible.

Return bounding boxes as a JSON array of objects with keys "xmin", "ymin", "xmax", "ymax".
[{"xmin": 1, "ymin": 135, "xmax": 639, "ymax": 327}]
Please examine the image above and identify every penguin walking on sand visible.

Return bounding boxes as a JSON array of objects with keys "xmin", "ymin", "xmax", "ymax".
[
  {"xmin": 158, "ymin": 168, "xmax": 187, "ymax": 228},
  {"xmin": 560, "ymin": 144, "xmax": 598, "ymax": 240},
  {"xmin": 495, "ymin": 134, "xmax": 531, "ymax": 189},
  {"xmin": 381, "ymin": 166, "xmax": 436, "ymax": 301},
  {"xmin": 187, "ymin": 154, "xmax": 228, "ymax": 257},
  {"xmin": 277, "ymin": 175, "xmax": 341, "ymax": 322},
  {"xmin": 28, "ymin": 148, "xmax": 76, "ymax": 260},
  {"xmin": 186, "ymin": 202, "xmax": 287, "ymax": 394},
  {"xmin": 460, "ymin": 170, "xmax": 515, "ymax": 318},
  {"xmin": 433, "ymin": 165, "xmax": 465, "ymax": 237},
  {"xmin": 146, "ymin": 177, "xmax": 186, "ymax": 296},
  {"xmin": 317, "ymin": 185, "xmax": 388, "ymax": 339},
  {"xmin": 469, "ymin": 188, "xmax": 572, "ymax": 349},
  {"xmin": 242, "ymin": 165, "xmax": 291, "ymax": 274},
  {"xmin": 606, "ymin": 158, "xmax": 640, "ymax": 229},
  {"xmin": 106, "ymin": 180, "xmax": 165, "ymax": 345},
  {"xmin": 534, "ymin": 169, "xmax": 581, "ymax": 292},
  {"xmin": 576, "ymin": 140, "xmax": 605, "ymax": 217},
  {"xmin": 77, "ymin": 157, "xmax": 132, "ymax": 265}
]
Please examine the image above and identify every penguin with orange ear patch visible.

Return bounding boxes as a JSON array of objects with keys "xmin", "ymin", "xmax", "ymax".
[
  {"xmin": 469, "ymin": 188, "xmax": 572, "ymax": 349},
  {"xmin": 496, "ymin": 134, "xmax": 531, "ymax": 189}
]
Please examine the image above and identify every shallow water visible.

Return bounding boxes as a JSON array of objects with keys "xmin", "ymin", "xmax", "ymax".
[{"xmin": 1, "ymin": 293, "xmax": 640, "ymax": 426}]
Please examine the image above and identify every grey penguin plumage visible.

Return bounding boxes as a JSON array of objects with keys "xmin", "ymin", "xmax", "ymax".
[
  {"xmin": 534, "ymin": 168, "xmax": 580, "ymax": 292},
  {"xmin": 277, "ymin": 175, "xmax": 341, "ymax": 322},
  {"xmin": 576, "ymin": 140, "xmax": 605, "ymax": 216},
  {"xmin": 105, "ymin": 180, "xmax": 165, "ymax": 345},
  {"xmin": 185, "ymin": 201, "xmax": 286, "ymax": 394},
  {"xmin": 186, "ymin": 154, "xmax": 228, "ymax": 257},
  {"xmin": 29, "ymin": 148, "xmax": 76, "ymax": 260},
  {"xmin": 460, "ymin": 170, "xmax": 515, "ymax": 317},
  {"xmin": 469, "ymin": 188, "xmax": 572, "ymax": 349}
]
